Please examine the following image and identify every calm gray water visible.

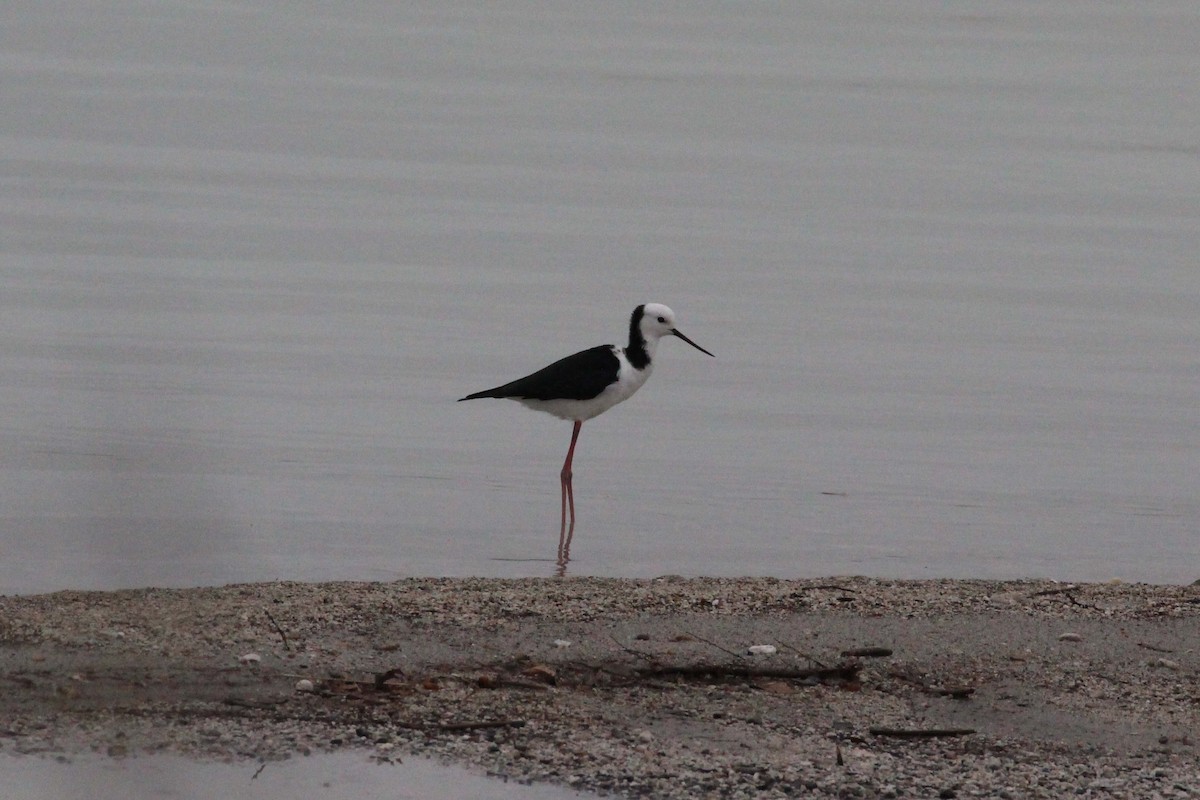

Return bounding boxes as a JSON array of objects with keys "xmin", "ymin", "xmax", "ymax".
[
  {"xmin": 0, "ymin": 751, "xmax": 582, "ymax": 800},
  {"xmin": 2, "ymin": 2, "xmax": 1197, "ymax": 594}
]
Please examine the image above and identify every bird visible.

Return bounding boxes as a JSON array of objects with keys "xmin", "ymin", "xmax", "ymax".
[{"xmin": 459, "ymin": 303, "xmax": 714, "ymax": 559}]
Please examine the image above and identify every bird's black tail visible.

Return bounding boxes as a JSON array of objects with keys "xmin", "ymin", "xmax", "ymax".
[{"xmin": 458, "ymin": 388, "xmax": 506, "ymax": 401}]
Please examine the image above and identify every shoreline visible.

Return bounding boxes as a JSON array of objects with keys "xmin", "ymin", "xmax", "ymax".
[{"xmin": 2, "ymin": 577, "xmax": 1197, "ymax": 798}]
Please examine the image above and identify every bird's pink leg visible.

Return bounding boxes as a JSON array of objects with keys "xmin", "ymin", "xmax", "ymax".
[{"xmin": 559, "ymin": 420, "xmax": 582, "ymax": 535}]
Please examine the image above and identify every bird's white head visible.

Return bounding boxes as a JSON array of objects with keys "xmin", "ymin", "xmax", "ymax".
[
  {"xmin": 638, "ymin": 303, "xmax": 679, "ymax": 340},
  {"xmin": 631, "ymin": 303, "xmax": 715, "ymax": 360}
]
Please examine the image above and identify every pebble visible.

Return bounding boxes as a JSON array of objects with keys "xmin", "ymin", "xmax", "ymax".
[
  {"xmin": 1057, "ymin": 632, "xmax": 1084, "ymax": 642},
  {"xmin": 237, "ymin": 653, "xmax": 261, "ymax": 665}
]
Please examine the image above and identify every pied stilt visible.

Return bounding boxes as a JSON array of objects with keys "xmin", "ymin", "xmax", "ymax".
[{"xmin": 459, "ymin": 303, "xmax": 714, "ymax": 556}]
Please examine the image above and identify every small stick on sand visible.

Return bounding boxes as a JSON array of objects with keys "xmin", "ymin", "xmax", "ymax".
[
  {"xmin": 637, "ymin": 663, "xmax": 860, "ymax": 683},
  {"xmin": 841, "ymin": 647, "xmax": 893, "ymax": 658},
  {"xmin": 776, "ymin": 640, "xmax": 829, "ymax": 668},
  {"xmin": 264, "ymin": 610, "xmax": 291, "ymax": 651},
  {"xmin": 869, "ymin": 727, "xmax": 975, "ymax": 738},
  {"xmin": 681, "ymin": 630, "xmax": 747, "ymax": 661},
  {"xmin": 393, "ymin": 719, "xmax": 526, "ymax": 732},
  {"xmin": 608, "ymin": 634, "xmax": 660, "ymax": 664}
]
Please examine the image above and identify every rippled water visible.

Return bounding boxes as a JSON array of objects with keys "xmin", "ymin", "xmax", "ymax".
[{"xmin": 2, "ymin": 2, "xmax": 1197, "ymax": 594}]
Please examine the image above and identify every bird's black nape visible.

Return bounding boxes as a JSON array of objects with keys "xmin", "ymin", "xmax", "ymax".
[{"xmin": 626, "ymin": 304, "xmax": 650, "ymax": 369}]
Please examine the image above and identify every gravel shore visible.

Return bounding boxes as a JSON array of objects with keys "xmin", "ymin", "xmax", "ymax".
[{"xmin": 2, "ymin": 577, "xmax": 1197, "ymax": 798}]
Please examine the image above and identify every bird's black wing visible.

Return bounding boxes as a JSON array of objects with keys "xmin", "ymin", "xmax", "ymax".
[{"xmin": 459, "ymin": 345, "xmax": 620, "ymax": 401}]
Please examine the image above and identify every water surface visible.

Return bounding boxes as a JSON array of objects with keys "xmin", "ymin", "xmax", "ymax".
[
  {"xmin": 2, "ymin": 2, "xmax": 1197, "ymax": 593},
  {"xmin": 0, "ymin": 751, "xmax": 582, "ymax": 800}
]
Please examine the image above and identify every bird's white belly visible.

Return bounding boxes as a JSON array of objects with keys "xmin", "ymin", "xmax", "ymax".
[{"xmin": 518, "ymin": 361, "xmax": 651, "ymax": 422}]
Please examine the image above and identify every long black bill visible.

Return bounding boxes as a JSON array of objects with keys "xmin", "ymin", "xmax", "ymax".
[{"xmin": 671, "ymin": 329, "xmax": 715, "ymax": 357}]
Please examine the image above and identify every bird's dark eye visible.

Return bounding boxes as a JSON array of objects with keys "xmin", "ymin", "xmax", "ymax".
[{"xmin": 657, "ymin": 316, "xmax": 666, "ymax": 323}]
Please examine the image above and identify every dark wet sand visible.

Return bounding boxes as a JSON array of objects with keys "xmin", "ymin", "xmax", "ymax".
[{"xmin": 2, "ymin": 577, "xmax": 1197, "ymax": 798}]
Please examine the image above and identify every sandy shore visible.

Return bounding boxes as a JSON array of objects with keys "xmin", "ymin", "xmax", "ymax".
[{"xmin": 1, "ymin": 577, "xmax": 1197, "ymax": 798}]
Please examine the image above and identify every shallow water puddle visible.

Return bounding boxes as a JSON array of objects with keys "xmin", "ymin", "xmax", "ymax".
[{"xmin": 0, "ymin": 750, "xmax": 585, "ymax": 800}]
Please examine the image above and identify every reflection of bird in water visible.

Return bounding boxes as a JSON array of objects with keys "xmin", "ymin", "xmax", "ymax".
[{"xmin": 459, "ymin": 303, "xmax": 714, "ymax": 570}]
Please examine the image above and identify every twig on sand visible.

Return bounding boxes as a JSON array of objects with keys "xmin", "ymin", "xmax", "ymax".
[
  {"xmin": 681, "ymin": 630, "xmax": 747, "ymax": 662},
  {"xmin": 433, "ymin": 719, "xmax": 526, "ymax": 732},
  {"xmin": 775, "ymin": 640, "xmax": 829, "ymax": 669},
  {"xmin": 841, "ymin": 647, "xmax": 893, "ymax": 659},
  {"xmin": 635, "ymin": 663, "xmax": 860, "ymax": 684},
  {"xmin": 393, "ymin": 719, "xmax": 526, "ymax": 733},
  {"xmin": 888, "ymin": 669, "xmax": 975, "ymax": 699},
  {"xmin": 264, "ymin": 610, "xmax": 291, "ymax": 651},
  {"xmin": 869, "ymin": 727, "xmax": 975, "ymax": 738},
  {"xmin": 608, "ymin": 634, "xmax": 660, "ymax": 664},
  {"xmin": 1030, "ymin": 586, "xmax": 1077, "ymax": 597},
  {"xmin": 1029, "ymin": 587, "xmax": 1101, "ymax": 611}
]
